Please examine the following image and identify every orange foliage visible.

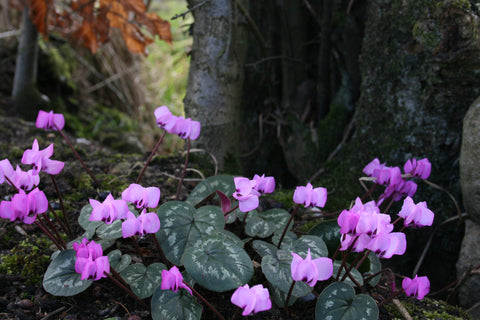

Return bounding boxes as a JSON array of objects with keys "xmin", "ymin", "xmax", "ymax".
[{"xmin": 27, "ymin": 0, "xmax": 172, "ymax": 54}]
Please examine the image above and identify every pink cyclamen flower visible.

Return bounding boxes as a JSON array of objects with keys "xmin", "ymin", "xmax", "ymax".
[
  {"xmin": 233, "ymin": 177, "xmax": 260, "ymax": 212},
  {"xmin": 73, "ymin": 238, "xmax": 110, "ymax": 281},
  {"xmin": 402, "ymin": 275, "xmax": 430, "ymax": 299},
  {"xmin": 366, "ymin": 232, "xmax": 407, "ymax": 259},
  {"xmin": 398, "ymin": 196, "xmax": 434, "ymax": 228},
  {"xmin": 404, "ymin": 158, "xmax": 431, "ymax": 179},
  {"xmin": 231, "ymin": 284, "xmax": 272, "ymax": 316},
  {"xmin": 21, "ymin": 139, "xmax": 64, "ymax": 175},
  {"xmin": 0, "ymin": 159, "xmax": 14, "ymax": 184},
  {"xmin": 154, "ymin": 106, "xmax": 178, "ymax": 132},
  {"xmin": 9, "ymin": 166, "xmax": 39, "ymax": 191},
  {"xmin": 171, "ymin": 117, "xmax": 201, "ymax": 140},
  {"xmin": 121, "ymin": 183, "xmax": 160, "ymax": 209},
  {"xmin": 0, "ymin": 188, "xmax": 48, "ymax": 224},
  {"xmin": 89, "ymin": 194, "xmax": 129, "ymax": 224},
  {"xmin": 291, "ymin": 248, "xmax": 333, "ymax": 287},
  {"xmin": 161, "ymin": 266, "xmax": 192, "ymax": 295},
  {"xmin": 252, "ymin": 174, "xmax": 275, "ymax": 194},
  {"xmin": 293, "ymin": 183, "xmax": 327, "ymax": 208},
  {"xmin": 35, "ymin": 110, "xmax": 65, "ymax": 131},
  {"xmin": 122, "ymin": 209, "xmax": 161, "ymax": 238}
]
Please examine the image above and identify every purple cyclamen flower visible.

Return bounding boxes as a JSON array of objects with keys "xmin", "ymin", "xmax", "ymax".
[
  {"xmin": 0, "ymin": 159, "xmax": 14, "ymax": 184},
  {"xmin": 21, "ymin": 139, "xmax": 64, "ymax": 175},
  {"xmin": 9, "ymin": 166, "xmax": 39, "ymax": 191},
  {"xmin": 366, "ymin": 232, "xmax": 407, "ymax": 259},
  {"xmin": 398, "ymin": 196, "xmax": 434, "ymax": 228},
  {"xmin": 338, "ymin": 198, "xmax": 393, "ymax": 236},
  {"xmin": 233, "ymin": 177, "xmax": 260, "ymax": 212},
  {"xmin": 252, "ymin": 174, "xmax": 275, "ymax": 194},
  {"xmin": 121, "ymin": 183, "xmax": 160, "ymax": 209},
  {"xmin": 154, "ymin": 106, "xmax": 178, "ymax": 132},
  {"xmin": 89, "ymin": 194, "xmax": 129, "ymax": 224},
  {"xmin": 122, "ymin": 209, "xmax": 161, "ymax": 238},
  {"xmin": 231, "ymin": 284, "xmax": 272, "ymax": 316},
  {"xmin": 35, "ymin": 110, "xmax": 65, "ymax": 131},
  {"xmin": 402, "ymin": 275, "xmax": 430, "ymax": 300},
  {"xmin": 171, "ymin": 117, "xmax": 201, "ymax": 140},
  {"xmin": 404, "ymin": 158, "xmax": 431, "ymax": 179},
  {"xmin": 291, "ymin": 248, "xmax": 333, "ymax": 287},
  {"xmin": 73, "ymin": 238, "xmax": 110, "ymax": 281},
  {"xmin": 293, "ymin": 183, "xmax": 327, "ymax": 208},
  {"xmin": 161, "ymin": 266, "xmax": 192, "ymax": 295},
  {"xmin": 0, "ymin": 187, "xmax": 48, "ymax": 224}
]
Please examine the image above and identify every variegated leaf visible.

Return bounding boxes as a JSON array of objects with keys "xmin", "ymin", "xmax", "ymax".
[
  {"xmin": 120, "ymin": 263, "xmax": 166, "ymax": 299},
  {"xmin": 151, "ymin": 286, "xmax": 202, "ymax": 320}
]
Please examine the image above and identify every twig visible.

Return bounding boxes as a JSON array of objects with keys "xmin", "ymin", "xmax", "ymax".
[
  {"xmin": 171, "ymin": 0, "xmax": 210, "ymax": 20},
  {"xmin": 422, "ymin": 179, "xmax": 463, "ymax": 223},
  {"xmin": 234, "ymin": 0, "xmax": 267, "ymax": 50},
  {"xmin": 392, "ymin": 299, "xmax": 413, "ymax": 320},
  {"xmin": 301, "ymin": 0, "xmax": 322, "ymax": 25}
]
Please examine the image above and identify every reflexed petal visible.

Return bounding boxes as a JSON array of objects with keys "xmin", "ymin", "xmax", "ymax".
[
  {"xmin": 238, "ymin": 195, "xmax": 259, "ymax": 212},
  {"xmin": 312, "ymin": 257, "xmax": 333, "ymax": 281},
  {"xmin": 140, "ymin": 211, "xmax": 161, "ymax": 234},
  {"xmin": 189, "ymin": 120, "xmax": 201, "ymax": 140},
  {"xmin": 122, "ymin": 214, "xmax": 140, "ymax": 238},
  {"xmin": 94, "ymin": 256, "xmax": 110, "ymax": 280},
  {"xmin": 42, "ymin": 159, "xmax": 65, "ymax": 175}
]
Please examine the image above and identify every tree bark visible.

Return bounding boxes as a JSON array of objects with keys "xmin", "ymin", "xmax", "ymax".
[{"xmin": 183, "ymin": 0, "xmax": 247, "ymax": 169}]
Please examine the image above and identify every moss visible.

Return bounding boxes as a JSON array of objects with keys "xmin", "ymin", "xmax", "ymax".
[
  {"xmin": 384, "ymin": 298, "xmax": 473, "ymax": 320},
  {"xmin": 74, "ymin": 172, "xmax": 93, "ymax": 190}
]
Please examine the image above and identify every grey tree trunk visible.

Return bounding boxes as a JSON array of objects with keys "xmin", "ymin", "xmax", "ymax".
[
  {"xmin": 12, "ymin": 5, "xmax": 47, "ymax": 119},
  {"xmin": 183, "ymin": 0, "xmax": 247, "ymax": 169}
]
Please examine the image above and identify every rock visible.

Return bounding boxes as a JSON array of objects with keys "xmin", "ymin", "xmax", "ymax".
[
  {"xmin": 16, "ymin": 299, "xmax": 34, "ymax": 309},
  {"xmin": 456, "ymin": 220, "xmax": 480, "ymax": 318},
  {"xmin": 460, "ymin": 96, "xmax": 480, "ymax": 223}
]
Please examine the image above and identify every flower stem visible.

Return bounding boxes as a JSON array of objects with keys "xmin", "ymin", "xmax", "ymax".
[
  {"xmin": 377, "ymin": 289, "xmax": 404, "ymax": 307},
  {"xmin": 151, "ymin": 233, "xmax": 171, "ymax": 268},
  {"xmin": 41, "ymin": 208, "xmax": 67, "ymax": 248},
  {"xmin": 136, "ymin": 130, "xmax": 166, "ymax": 183},
  {"xmin": 34, "ymin": 219, "xmax": 64, "ymax": 251},
  {"xmin": 340, "ymin": 250, "xmax": 369, "ymax": 282},
  {"xmin": 277, "ymin": 204, "xmax": 299, "ymax": 248},
  {"xmin": 55, "ymin": 125, "xmax": 101, "ymax": 187},
  {"xmin": 104, "ymin": 270, "xmax": 148, "ymax": 309},
  {"xmin": 224, "ymin": 204, "xmax": 239, "ymax": 216},
  {"xmin": 176, "ymin": 138, "xmax": 191, "ymax": 199},
  {"xmin": 49, "ymin": 174, "xmax": 73, "ymax": 239},
  {"xmin": 131, "ymin": 236, "xmax": 147, "ymax": 265},
  {"xmin": 284, "ymin": 280, "xmax": 295, "ymax": 311},
  {"xmin": 182, "ymin": 280, "xmax": 225, "ymax": 320}
]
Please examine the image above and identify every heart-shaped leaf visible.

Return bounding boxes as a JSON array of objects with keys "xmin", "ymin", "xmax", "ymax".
[
  {"xmin": 78, "ymin": 204, "xmax": 103, "ymax": 231},
  {"xmin": 252, "ymin": 240, "xmax": 278, "ymax": 258},
  {"xmin": 96, "ymin": 219, "xmax": 123, "ymax": 240},
  {"xmin": 271, "ymin": 230, "xmax": 297, "ymax": 247},
  {"xmin": 315, "ymin": 282, "xmax": 378, "ymax": 320},
  {"xmin": 120, "ymin": 263, "xmax": 166, "ymax": 299},
  {"xmin": 151, "ymin": 285, "xmax": 202, "ymax": 320},
  {"xmin": 363, "ymin": 252, "xmax": 382, "ymax": 286},
  {"xmin": 183, "ymin": 235, "xmax": 253, "ymax": 292},
  {"xmin": 308, "ymin": 219, "xmax": 341, "ymax": 256},
  {"xmin": 186, "ymin": 175, "xmax": 235, "ymax": 206},
  {"xmin": 107, "ymin": 250, "xmax": 131, "ymax": 273},
  {"xmin": 43, "ymin": 249, "xmax": 92, "ymax": 296},
  {"xmin": 281, "ymin": 235, "xmax": 329, "ymax": 258},
  {"xmin": 245, "ymin": 215, "xmax": 276, "ymax": 238},
  {"xmin": 156, "ymin": 202, "xmax": 224, "ymax": 265},
  {"xmin": 333, "ymin": 260, "xmax": 364, "ymax": 287},
  {"xmin": 269, "ymin": 283, "xmax": 296, "ymax": 307}
]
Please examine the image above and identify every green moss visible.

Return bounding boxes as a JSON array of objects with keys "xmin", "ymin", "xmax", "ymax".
[
  {"xmin": 74, "ymin": 172, "xmax": 93, "ymax": 190},
  {"xmin": 384, "ymin": 298, "xmax": 472, "ymax": 320}
]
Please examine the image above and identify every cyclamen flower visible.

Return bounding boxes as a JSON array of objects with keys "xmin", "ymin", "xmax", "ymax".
[
  {"xmin": 233, "ymin": 177, "xmax": 260, "ymax": 212},
  {"xmin": 154, "ymin": 106, "xmax": 177, "ymax": 132},
  {"xmin": 231, "ymin": 284, "xmax": 271, "ymax": 316},
  {"xmin": 73, "ymin": 238, "xmax": 110, "ymax": 281},
  {"xmin": 402, "ymin": 275, "xmax": 430, "ymax": 300},
  {"xmin": 398, "ymin": 196, "xmax": 434, "ymax": 228},
  {"xmin": 252, "ymin": 174, "xmax": 275, "ymax": 194},
  {"xmin": 122, "ymin": 209, "xmax": 161, "ymax": 238},
  {"xmin": 122, "ymin": 183, "xmax": 160, "ymax": 209},
  {"xmin": 89, "ymin": 194, "xmax": 129, "ymax": 224},
  {"xmin": 366, "ymin": 232, "xmax": 407, "ymax": 259},
  {"xmin": 291, "ymin": 248, "xmax": 333, "ymax": 287},
  {"xmin": 21, "ymin": 139, "xmax": 64, "ymax": 175},
  {"xmin": 35, "ymin": 110, "xmax": 65, "ymax": 131},
  {"xmin": 154, "ymin": 106, "xmax": 201, "ymax": 140},
  {"xmin": 293, "ymin": 183, "xmax": 327, "ymax": 208},
  {"xmin": 9, "ymin": 166, "xmax": 39, "ymax": 191},
  {"xmin": 161, "ymin": 266, "xmax": 192, "ymax": 295},
  {"xmin": 0, "ymin": 188, "xmax": 48, "ymax": 224},
  {"xmin": 0, "ymin": 159, "xmax": 14, "ymax": 184},
  {"xmin": 404, "ymin": 158, "xmax": 431, "ymax": 179}
]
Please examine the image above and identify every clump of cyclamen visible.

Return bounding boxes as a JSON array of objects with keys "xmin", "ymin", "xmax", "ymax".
[
  {"xmin": 154, "ymin": 106, "xmax": 201, "ymax": 140},
  {"xmin": 73, "ymin": 238, "xmax": 110, "ymax": 281}
]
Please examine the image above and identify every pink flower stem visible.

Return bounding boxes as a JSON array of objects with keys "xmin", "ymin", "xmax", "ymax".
[
  {"xmin": 335, "ymin": 235, "xmax": 359, "ymax": 281},
  {"xmin": 55, "ymin": 125, "xmax": 101, "ymax": 187},
  {"xmin": 49, "ymin": 174, "xmax": 73, "ymax": 239},
  {"xmin": 136, "ymin": 130, "xmax": 166, "ymax": 183},
  {"xmin": 382, "ymin": 197, "xmax": 395, "ymax": 214},
  {"xmin": 151, "ymin": 233, "xmax": 171, "ymax": 268},
  {"xmin": 284, "ymin": 280, "xmax": 295, "ymax": 311},
  {"xmin": 242, "ymin": 211, "xmax": 250, "ymax": 224},
  {"xmin": 377, "ymin": 289, "xmax": 404, "ymax": 307},
  {"xmin": 360, "ymin": 183, "xmax": 377, "ymax": 201},
  {"xmin": 355, "ymin": 250, "xmax": 371, "ymax": 270},
  {"xmin": 131, "ymin": 236, "xmax": 147, "ymax": 265},
  {"xmin": 224, "ymin": 204, "xmax": 239, "ymax": 215},
  {"xmin": 45, "ymin": 203, "xmax": 69, "ymax": 246},
  {"xmin": 277, "ymin": 204, "xmax": 300, "ymax": 248},
  {"xmin": 340, "ymin": 250, "xmax": 369, "ymax": 282},
  {"xmin": 182, "ymin": 280, "xmax": 225, "ymax": 320},
  {"xmin": 104, "ymin": 270, "xmax": 148, "ymax": 309},
  {"xmin": 34, "ymin": 219, "xmax": 64, "ymax": 251},
  {"xmin": 176, "ymin": 138, "xmax": 191, "ymax": 200}
]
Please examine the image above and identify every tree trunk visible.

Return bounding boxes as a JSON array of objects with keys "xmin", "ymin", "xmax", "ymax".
[
  {"xmin": 183, "ymin": 0, "xmax": 247, "ymax": 169},
  {"xmin": 12, "ymin": 5, "xmax": 48, "ymax": 119}
]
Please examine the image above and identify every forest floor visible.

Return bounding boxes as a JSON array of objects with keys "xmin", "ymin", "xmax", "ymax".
[{"xmin": 0, "ymin": 110, "xmax": 472, "ymax": 319}]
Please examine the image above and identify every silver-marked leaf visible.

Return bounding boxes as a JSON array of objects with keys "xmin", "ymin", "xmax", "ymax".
[
  {"xmin": 78, "ymin": 204, "xmax": 102, "ymax": 231},
  {"xmin": 261, "ymin": 254, "xmax": 311, "ymax": 298},
  {"xmin": 315, "ymin": 282, "xmax": 378, "ymax": 320},
  {"xmin": 363, "ymin": 252, "xmax": 381, "ymax": 286},
  {"xmin": 269, "ymin": 283, "xmax": 296, "ymax": 307},
  {"xmin": 281, "ymin": 235, "xmax": 329, "ymax": 258},
  {"xmin": 156, "ymin": 202, "xmax": 224, "ymax": 265},
  {"xmin": 245, "ymin": 215, "xmax": 276, "ymax": 238},
  {"xmin": 186, "ymin": 175, "xmax": 235, "ymax": 206},
  {"xmin": 308, "ymin": 219, "xmax": 341, "ymax": 256},
  {"xmin": 183, "ymin": 235, "xmax": 253, "ymax": 292},
  {"xmin": 43, "ymin": 249, "xmax": 92, "ymax": 296},
  {"xmin": 271, "ymin": 230, "xmax": 297, "ymax": 247},
  {"xmin": 120, "ymin": 263, "xmax": 166, "ymax": 299},
  {"xmin": 151, "ymin": 286, "xmax": 202, "ymax": 320},
  {"xmin": 252, "ymin": 240, "xmax": 278, "ymax": 258},
  {"xmin": 96, "ymin": 220, "xmax": 123, "ymax": 240},
  {"xmin": 220, "ymin": 229, "xmax": 245, "ymax": 248},
  {"xmin": 333, "ymin": 260, "xmax": 364, "ymax": 287},
  {"xmin": 107, "ymin": 250, "xmax": 131, "ymax": 273},
  {"xmin": 258, "ymin": 208, "xmax": 292, "ymax": 232}
]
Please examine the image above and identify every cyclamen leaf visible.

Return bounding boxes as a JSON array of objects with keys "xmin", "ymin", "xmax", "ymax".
[
  {"xmin": 183, "ymin": 235, "xmax": 253, "ymax": 292},
  {"xmin": 156, "ymin": 202, "xmax": 224, "ymax": 265},
  {"xmin": 107, "ymin": 250, "xmax": 131, "ymax": 273},
  {"xmin": 308, "ymin": 219, "xmax": 341, "ymax": 256},
  {"xmin": 315, "ymin": 282, "xmax": 378, "ymax": 320},
  {"xmin": 96, "ymin": 219, "xmax": 123, "ymax": 240},
  {"xmin": 281, "ymin": 235, "xmax": 329, "ymax": 258},
  {"xmin": 120, "ymin": 263, "xmax": 166, "ymax": 299},
  {"xmin": 43, "ymin": 249, "xmax": 92, "ymax": 296},
  {"xmin": 151, "ymin": 286, "xmax": 202, "ymax": 320},
  {"xmin": 252, "ymin": 240, "xmax": 278, "ymax": 258},
  {"xmin": 333, "ymin": 260, "xmax": 364, "ymax": 288},
  {"xmin": 186, "ymin": 175, "xmax": 235, "ymax": 207}
]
